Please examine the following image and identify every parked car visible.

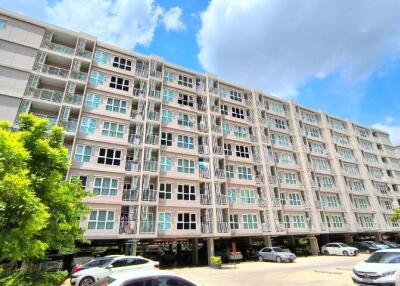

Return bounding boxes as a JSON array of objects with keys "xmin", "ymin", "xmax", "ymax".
[
  {"xmin": 352, "ymin": 249, "xmax": 400, "ymax": 285},
  {"xmin": 258, "ymin": 247, "xmax": 296, "ymax": 263},
  {"xmin": 91, "ymin": 270, "xmax": 199, "ymax": 286},
  {"xmin": 377, "ymin": 240, "xmax": 400, "ymax": 248},
  {"xmin": 70, "ymin": 256, "xmax": 159, "ymax": 286},
  {"xmin": 363, "ymin": 240, "xmax": 391, "ymax": 250},
  {"xmin": 72, "ymin": 255, "xmax": 124, "ymax": 274},
  {"xmin": 321, "ymin": 243, "xmax": 359, "ymax": 256},
  {"xmin": 347, "ymin": 241, "xmax": 380, "ymax": 254},
  {"xmin": 215, "ymin": 249, "xmax": 243, "ymax": 262}
]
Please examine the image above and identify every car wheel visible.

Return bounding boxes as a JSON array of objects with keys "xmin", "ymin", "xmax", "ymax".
[
  {"xmin": 343, "ymin": 250, "xmax": 349, "ymax": 256},
  {"xmin": 258, "ymin": 256, "xmax": 263, "ymax": 262},
  {"xmin": 276, "ymin": 256, "xmax": 282, "ymax": 263},
  {"xmin": 323, "ymin": 250, "xmax": 329, "ymax": 255},
  {"xmin": 79, "ymin": 277, "xmax": 95, "ymax": 286}
]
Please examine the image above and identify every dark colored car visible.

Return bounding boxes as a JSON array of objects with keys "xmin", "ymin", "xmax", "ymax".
[
  {"xmin": 377, "ymin": 240, "xmax": 400, "ymax": 248},
  {"xmin": 346, "ymin": 241, "xmax": 380, "ymax": 254}
]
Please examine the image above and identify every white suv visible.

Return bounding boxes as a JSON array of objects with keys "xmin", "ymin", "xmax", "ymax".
[
  {"xmin": 321, "ymin": 242, "xmax": 359, "ymax": 256},
  {"xmin": 71, "ymin": 256, "xmax": 159, "ymax": 286},
  {"xmin": 352, "ymin": 249, "xmax": 400, "ymax": 286}
]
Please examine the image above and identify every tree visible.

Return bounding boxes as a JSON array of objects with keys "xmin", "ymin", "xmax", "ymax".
[
  {"xmin": 392, "ymin": 208, "xmax": 400, "ymax": 222},
  {"xmin": 0, "ymin": 114, "xmax": 89, "ymax": 262}
]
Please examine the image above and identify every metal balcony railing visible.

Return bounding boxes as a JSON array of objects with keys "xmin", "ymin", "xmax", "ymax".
[
  {"xmin": 201, "ymin": 222, "xmax": 213, "ymax": 234},
  {"xmin": 140, "ymin": 220, "xmax": 156, "ymax": 233},
  {"xmin": 70, "ymin": 70, "xmax": 88, "ymax": 82},
  {"xmin": 26, "ymin": 87, "xmax": 63, "ymax": 103},
  {"xmin": 41, "ymin": 41, "xmax": 75, "ymax": 56},
  {"xmin": 119, "ymin": 220, "xmax": 137, "ymax": 234},
  {"xmin": 217, "ymin": 222, "xmax": 229, "ymax": 233},
  {"xmin": 200, "ymin": 194, "xmax": 212, "ymax": 205},
  {"xmin": 128, "ymin": 133, "xmax": 142, "ymax": 145},
  {"xmin": 59, "ymin": 119, "xmax": 78, "ymax": 133},
  {"xmin": 216, "ymin": 195, "xmax": 228, "ymax": 205},
  {"xmin": 141, "ymin": 188, "xmax": 157, "ymax": 201},
  {"xmin": 33, "ymin": 63, "xmax": 69, "ymax": 79},
  {"xmin": 144, "ymin": 160, "xmax": 158, "ymax": 172},
  {"xmin": 122, "ymin": 189, "xmax": 139, "ymax": 201},
  {"xmin": 64, "ymin": 93, "xmax": 83, "ymax": 106}
]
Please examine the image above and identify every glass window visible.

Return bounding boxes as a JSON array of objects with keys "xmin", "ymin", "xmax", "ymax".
[
  {"xmin": 238, "ymin": 167, "xmax": 252, "ymax": 180},
  {"xmin": 163, "ymin": 89, "xmax": 174, "ymax": 103},
  {"xmin": 164, "ymin": 71, "xmax": 175, "ymax": 82},
  {"xmin": 288, "ymin": 193, "xmax": 301, "ymax": 206},
  {"xmin": 97, "ymin": 148, "xmax": 121, "ymax": 166},
  {"xmin": 178, "ymin": 113, "xmax": 194, "ymax": 128},
  {"xmin": 160, "ymin": 156, "xmax": 172, "ymax": 172},
  {"xmin": 223, "ymin": 123, "xmax": 231, "ymax": 135},
  {"xmin": 270, "ymin": 102, "xmax": 284, "ymax": 114},
  {"xmin": 232, "ymin": 107, "xmax": 244, "ymax": 119},
  {"xmin": 158, "ymin": 212, "xmax": 172, "ymax": 231},
  {"xmin": 162, "ymin": 110, "xmax": 173, "ymax": 124},
  {"xmin": 84, "ymin": 93, "xmax": 101, "ymax": 109},
  {"xmin": 159, "ymin": 183, "xmax": 172, "ymax": 199},
  {"xmin": 93, "ymin": 177, "xmax": 118, "ymax": 196},
  {"xmin": 230, "ymin": 214, "xmax": 239, "ymax": 229},
  {"xmin": 94, "ymin": 50, "xmax": 109, "ymax": 64},
  {"xmin": 177, "ymin": 135, "xmax": 194, "ymax": 149},
  {"xmin": 292, "ymin": 215, "xmax": 305, "ymax": 228},
  {"xmin": 177, "ymin": 159, "xmax": 195, "ymax": 174},
  {"xmin": 80, "ymin": 117, "xmax": 97, "ymax": 134},
  {"xmin": 177, "ymin": 74, "xmax": 193, "ymax": 88},
  {"xmin": 113, "ymin": 56, "xmax": 132, "ymax": 71},
  {"xmin": 177, "ymin": 185, "xmax": 196, "ymax": 200},
  {"xmin": 234, "ymin": 126, "xmax": 247, "ymax": 138},
  {"xmin": 88, "ymin": 210, "xmax": 114, "ymax": 230},
  {"xmin": 224, "ymin": 143, "xmax": 232, "ymax": 156},
  {"xmin": 102, "ymin": 121, "xmax": 125, "ymax": 138},
  {"xmin": 109, "ymin": 76, "xmax": 130, "ymax": 91},
  {"xmin": 220, "ymin": 105, "xmax": 228, "ymax": 115},
  {"xmin": 240, "ymin": 189, "xmax": 256, "ymax": 204},
  {"xmin": 161, "ymin": 132, "xmax": 173, "ymax": 146},
  {"xmin": 105, "ymin": 98, "xmax": 127, "ymax": 114},
  {"xmin": 230, "ymin": 90, "xmax": 242, "ymax": 102},
  {"xmin": 236, "ymin": 145, "xmax": 250, "ymax": 158},
  {"xmin": 228, "ymin": 188, "xmax": 237, "ymax": 204},
  {"xmin": 178, "ymin": 93, "xmax": 194, "ymax": 107},
  {"xmin": 225, "ymin": 165, "xmax": 234, "ymax": 179},
  {"xmin": 74, "ymin": 145, "xmax": 92, "ymax": 162},
  {"xmin": 242, "ymin": 214, "xmax": 258, "ymax": 229},
  {"xmin": 89, "ymin": 71, "xmax": 106, "ymax": 86}
]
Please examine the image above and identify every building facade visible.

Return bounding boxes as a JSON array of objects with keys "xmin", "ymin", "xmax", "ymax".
[{"xmin": 1, "ymin": 9, "xmax": 400, "ymax": 259}]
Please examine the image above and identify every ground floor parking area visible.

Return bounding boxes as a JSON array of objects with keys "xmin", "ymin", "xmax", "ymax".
[{"xmin": 171, "ymin": 254, "xmax": 368, "ymax": 286}]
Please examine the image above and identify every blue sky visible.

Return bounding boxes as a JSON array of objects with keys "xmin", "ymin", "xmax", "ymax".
[{"xmin": 1, "ymin": 0, "xmax": 400, "ymax": 143}]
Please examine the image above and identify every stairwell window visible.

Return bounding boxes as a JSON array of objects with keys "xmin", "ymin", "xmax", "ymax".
[
  {"xmin": 93, "ymin": 177, "xmax": 118, "ymax": 196},
  {"xmin": 74, "ymin": 145, "xmax": 92, "ymax": 162},
  {"xmin": 80, "ymin": 117, "xmax": 97, "ymax": 134},
  {"xmin": 88, "ymin": 210, "xmax": 114, "ymax": 230},
  {"xmin": 106, "ymin": 98, "xmax": 127, "ymax": 114},
  {"xmin": 177, "ymin": 159, "xmax": 195, "ymax": 174},
  {"xmin": 113, "ymin": 56, "xmax": 132, "ymax": 71},
  {"xmin": 109, "ymin": 76, "xmax": 130, "ymax": 91},
  {"xmin": 97, "ymin": 148, "xmax": 121, "ymax": 166},
  {"xmin": 84, "ymin": 93, "xmax": 101, "ymax": 109}
]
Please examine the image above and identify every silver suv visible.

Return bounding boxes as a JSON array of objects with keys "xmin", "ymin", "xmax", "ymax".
[{"xmin": 258, "ymin": 247, "xmax": 296, "ymax": 263}]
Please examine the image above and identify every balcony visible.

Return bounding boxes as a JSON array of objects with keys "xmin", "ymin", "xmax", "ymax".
[
  {"xmin": 128, "ymin": 133, "xmax": 142, "ymax": 145},
  {"xmin": 75, "ymin": 49, "xmax": 93, "ymax": 60},
  {"xmin": 211, "ymin": 125, "xmax": 221, "ymax": 133},
  {"xmin": 201, "ymin": 222, "xmax": 213, "ymax": 234},
  {"xmin": 321, "ymin": 222, "xmax": 349, "ymax": 232},
  {"xmin": 217, "ymin": 222, "xmax": 230, "ymax": 233},
  {"xmin": 26, "ymin": 87, "xmax": 63, "ymax": 103},
  {"xmin": 198, "ymin": 145, "xmax": 209, "ymax": 155},
  {"xmin": 215, "ymin": 195, "xmax": 228, "ymax": 205},
  {"xmin": 140, "ymin": 220, "xmax": 156, "ymax": 233},
  {"xmin": 33, "ymin": 63, "xmax": 69, "ymax": 79},
  {"xmin": 214, "ymin": 169, "xmax": 225, "ymax": 179},
  {"xmin": 142, "ymin": 188, "xmax": 157, "ymax": 202},
  {"xmin": 197, "ymin": 103, "xmax": 207, "ymax": 112},
  {"xmin": 70, "ymin": 70, "xmax": 88, "ymax": 82},
  {"xmin": 258, "ymin": 198, "xmax": 267, "ymax": 207},
  {"xmin": 64, "ymin": 93, "xmax": 83, "ymax": 106},
  {"xmin": 271, "ymin": 197, "xmax": 281, "ymax": 207},
  {"xmin": 122, "ymin": 189, "xmax": 139, "ymax": 202},
  {"xmin": 357, "ymin": 222, "xmax": 377, "ymax": 231},
  {"xmin": 145, "ymin": 135, "xmax": 159, "ymax": 145},
  {"xmin": 147, "ymin": 111, "xmax": 160, "ymax": 121},
  {"xmin": 200, "ymin": 194, "xmax": 212, "ymax": 205},
  {"xmin": 130, "ymin": 110, "xmax": 144, "ymax": 121},
  {"xmin": 150, "ymin": 70, "xmax": 163, "ymax": 79},
  {"xmin": 125, "ymin": 160, "xmax": 140, "ymax": 172},
  {"xmin": 197, "ymin": 123, "xmax": 208, "ymax": 133},
  {"xmin": 133, "ymin": 88, "xmax": 146, "ymax": 98},
  {"xmin": 255, "ymin": 175, "xmax": 265, "ymax": 184},
  {"xmin": 149, "ymin": 89, "xmax": 161, "ymax": 99},
  {"xmin": 213, "ymin": 145, "xmax": 223, "ymax": 156},
  {"xmin": 119, "ymin": 220, "xmax": 137, "ymax": 235},
  {"xmin": 143, "ymin": 160, "xmax": 158, "ymax": 172},
  {"xmin": 41, "ymin": 40, "xmax": 75, "ymax": 56},
  {"xmin": 135, "ymin": 69, "xmax": 148, "ymax": 78},
  {"xmin": 59, "ymin": 119, "xmax": 78, "ymax": 133}
]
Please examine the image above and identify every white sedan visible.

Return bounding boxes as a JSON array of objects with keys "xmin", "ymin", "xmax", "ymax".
[
  {"xmin": 71, "ymin": 256, "xmax": 159, "ymax": 286},
  {"xmin": 321, "ymin": 242, "xmax": 359, "ymax": 256},
  {"xmin": 90, "ymin": 270, "xmax": 199, "ymax": 286}
]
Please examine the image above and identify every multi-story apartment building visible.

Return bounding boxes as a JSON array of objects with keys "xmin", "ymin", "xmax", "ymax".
[{"xmin": 1, "ymin": 8, "xmax": 400, "ymax": 261}]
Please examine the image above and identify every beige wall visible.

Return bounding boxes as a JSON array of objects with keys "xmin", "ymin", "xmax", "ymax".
[{"xmin": 0, "ymin": 94, "xmax": 21, "ymax": 122}]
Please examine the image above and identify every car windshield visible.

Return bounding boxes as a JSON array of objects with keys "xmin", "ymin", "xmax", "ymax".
[
  {"xmin": 83, "ymin": 257, "xmax": 114, "ymax": 268},
  {"xmin": 366, "ymin": 252, "xmax": 400, "ymax": 263},
  {"xmin": 273, "ymin": 247, "xmax": 286, "ymax": 252},
  {"xmin": 91, "ymin": 276, "xmax": 116, "ymax": 286},
  {"xmin": 337, "ymin": 243, "xmax": 350, "ymax": 247}
]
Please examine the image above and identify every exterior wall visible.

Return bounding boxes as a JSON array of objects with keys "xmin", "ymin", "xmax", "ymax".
[{"xmin": 0, "ymin": 8, "xmax": 400, "ymax": 243}]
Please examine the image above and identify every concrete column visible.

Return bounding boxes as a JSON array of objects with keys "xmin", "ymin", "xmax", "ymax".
[
  {"xmin": 263, "ymin": 236, "xmax": 272, "ymax": 247},
  {"xmin": 248, "ymin": 237, "xmax": 253, "ymax": 245},
  {"xmin": 207, "ymin": 237, "xmax": 215, "ymax": 265},
  {"xmin": 308, "ymin": 236, "xmax": 319, "ymax": 256},
  {"xmin": 192, "ymin": 238, "xmax": 199, "ymax": 265},
  {"xmin": 374, "ymin": 232, "xmax": 383, "ymax": 241},
  {"xmin": 130, "ymin": 240, "xmax": 138, "ymax": 256},
  {"xmin": 344, "ymin": 233, "xmax": 354, "ymax": 242}
]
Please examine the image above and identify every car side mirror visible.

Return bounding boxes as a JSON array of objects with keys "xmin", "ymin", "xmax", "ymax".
[{"xmin": 105, "ymin": 265, "xmax": 113, "ymax": 269}]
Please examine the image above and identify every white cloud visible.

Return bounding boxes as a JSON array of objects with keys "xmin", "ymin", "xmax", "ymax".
[
  {"xmin": 162, "ymin": 7, "xmax": 185, "ymax": 31},
  {"xmin": 385, "ymin": 116, "xmax": 395, "ymax": 124},
  {"xmin": 372, "ymin": 123, "xmax": 400, "ymax": 145},
  {"xmin": 197, "ymin": 0, "xmax": 400, "ymax": 97}
]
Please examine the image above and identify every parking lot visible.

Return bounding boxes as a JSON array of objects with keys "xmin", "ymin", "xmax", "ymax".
[{"xmin": 171, "ymin": 254, "xmax": 367, "ymax": 286}]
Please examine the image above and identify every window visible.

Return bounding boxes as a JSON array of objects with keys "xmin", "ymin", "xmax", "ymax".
[
  {"xmin": 177, "ymin": 159, "xmax": 195, "ymax": 174},
  {"xmin": 330, "ymin": 215, "xmax": 344, "ymax": 228},
  {"xmin": 313, "ymin": 159, "xmax": 330, "ymax": 172},
  {"xmin": 238, "ymin": 167, "xmax": 252, "ymax": 180},
  {"xmin": 94, "ymin": 50, "xmax": 109, "ymax": 64},
  {"xmin": 159, "ymin": 183, "xmax": 172, "ymax": 199},
  {"xmin": 230, "ymin": 90, "xmax": 242, "ymax": 102},
  {"xmin": 274, "ymin": 118, "xmax": 287, "ymax": 130},
  {"xmin": 177, "ymin": 135, "xmax": 194, "ymax": 149},
  {"xmin": 306, "ymin": 126, "xmax": 321, "ymax": 138},
  {"xmin": 224, "ymin": 143, "xmax": 232, "ymax": 155},
  {"xmin": 288, "ymin": 193, "xmax": 301, "ymax": 206},
  {"xmin": 161, "ymin": 132, "xmax": 173, "ymax": 146},
  {"xmin": 343, "ymin": 163, "xmax": 359, "ymax": 176},
  {"xmin": 242, "ymin": 214, "xmax": 258, "ymax": 229},
  {"xmin": 234, "ymin": 126, "xmax": 247, "ymax": 138},
  {"xmin": 338, "ymin": 148, "xmax": 353, "ymax": 160},
  {"xmin": 270, "ymin": 134, "xmax": 290, "ymax": 147},
  {"xmin": 113, "ymin": 56, "xmax": 132, "ymax": 71},
  {"xmin": 318, "ymin": 176, "xmax": 334, "ymax": 188},
  {"xmin": 236, "ymin": 146, "xmax": 250, "ymax": 158},
  {"xmin": 160, "ymin": 156, "xmax": 172, "ymax": 172},
  {"xmin": 240, "ymin": 189, "xmax": 256, "ymax": 204},
  {"xmin": 331, "ymin": 120, "xmax": 345, "ymax": 131},
  {"xmin": 230, "ymin": 214, "xmax": 239, "ymax": 229},
  {"xmin": 80, "ymin": 117, "xmax": 97, "ymax": 134},
  {"xmin": 177, "ymin": 213, "xmax": 196, "ymax": 230},
  {"xmin": 158, "ymin": 212, "xmax": 172, "ymax": 231},
  {"xmin": 177, "ymin": 185, "xmax": 196, "ymax": 200},
  {"xmin": 178, "ymin": 93, "xmax": 194, "ymax": 107},
  {"xmin": 324, "ymin": 195, "xmax": 339, "ymax": 208},
  {"xmin": 178, "ymin": 113, "xmax": 193, "ymax": 128},
  {"xmin": 163, "ymin": 89, "xmax": 174, "ymax": 103},
  {"xmin": 93, "ymin": 177, "xmax": 118, "ymax": 196},
  {"xmin": 88, "ymin": 210, "xmax": 114, "ymax": 230},
  {"xmin": 225, "ymin": 165, "xmax": 234, "ymax": 179},
  {"xmin": 73, "ymin": 175, "xmax": 88, "ymax": 189},
  {"xmin": 89, "ymin": 71, "xmax": 106, "ymax": 86},
  {"xmin": 84, "ymin": 93, "xmax": 101, "ymax": 109},
  {"xmin": 162, "ymin": 110, "xmax": 173, "ymax": 124},
  {"xmin": 164, "ymin": 71, "xmax": 174, "ymax": 82},
  {"xmin": 301, "ymin": 111, "xmax": 317, "ymax": 123},
  {"xmin": 219, "ymin": 86, "xmax": 228, "ymax": 97},
  {"xmin": 349, "ymin": 179, "xmax": 365, "ymax": 191},
  {"xmin": 74, "ymin": 145, "xmax": 92, "ymax": 162},
  {"xmin": 220, "ymin": 104, "xmax": 228, "ymax": 115},
  {"xmin": 223, "ymin": 122, "xmax": 231, "ymax": 135},
  {"xmin": 277, "ymin": 172, "xmax": 298, "ymax": 184},
  {"xmin": 292, "ymin": 215, "xmax": 305, "ymax": 228},
  {"xmin": 106, "ymin": 98, "xmax": 127, "ymax": 114},
  {"xmin": 97, "ymin": 148, "xmax": 121, "ymax": 166},
  {"xmin": 309, "ymin": 142, "xmax": 326, "ymax": 154},
  {"xmin": 177, "ymin": 74, "xmax": 193, "ymax": 88},
  {"xmin": 228, "ymin": 188, "xmax": 237, "ymax": 204},
  {"xmin": 275, "ymin": 151, "xmax": 295, "ymax": 165},
  {"xmin": 102, "ymin": 121, "xmax": 124, "ymax": 138},
  {"xmin": 270, "ymin": 102, "xmax": 284, "ymax": 114},
  {"xmin": 232, "ymin": 107, "xmax": 244, "ymax": 119},
  {"xmin": 109, "ymin": 76, "xmax": 130, "ymax": 91}
]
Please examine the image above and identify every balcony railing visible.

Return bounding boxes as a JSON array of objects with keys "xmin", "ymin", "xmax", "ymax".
[
  {"xmin": 213, "ymin": 145, "xmax": 223, "ymax": 155},
  {"xmin": 217, "ymin": 222, "xmax": 230, "ymax": 233},
  {"xmin": 59, "ymin": 119, "xmax": 78, "ymax": 133},
  {"xmin": 140, "ymin": 220, "xmax": 156, "ymax": 233},
  {"xmin": 132, "ymin": 88, "xmax": 146, "ymax": 98},
  {"xmin": 198, "ymin": 145, "xmax": 209, "ymax": 155},
  {"xmin": 149, "ymin": 89, "xmax": 161, "ymax": 99},
  {"xmin": 199, "ymin": 169, "xmax": 210, "ymax": 179},
  {"xmin": 64, "ymin": 93, "xmax": 83, "ymax": 106},
  {"xmin": 211, "ymin": 125, "xmax": 221, "ymax": 133},
  {"xmin": 255, "ymin": 175, "xmax": 265, "ymax": 184},
  {"xmin": 119, "ymin": 220, "xmax": 137, "ymax": 234},
  {"xmin": 75, "ymin": 49, "xmax": 93, "ymax": 60},
  {"xmin": 130, "ymin": 110, "xmax": 144, "ymax": 121},
  {"xmin": 144, "ymin": 160, "xmax": 158, "ymax": 172},
  {"xmin": 145, "ymin": 135, "xmax": 159, "ymax": 145},
  {"xmin": 41, "ymin": 41, "xmax": 75, "ymax": 56},
  {"xmin": 122, "ymin": 189, "xmax": 139, "ymax": 201},
  {"xmin": 200, "ymin": 194, "xmax": 212, "ymax": 205},
  {"xmin": 135, "ymin": 69, "xmax": 148, "ymax": 78},
  {"xmin": 150, "ymin": 70, "xmax": 163, "ymax": 79},
  {"xmin": 214, "ymin": 168, "xmax": 225, "ymax": 179},
  {"xmin": 258, "ymin": 198, "xmax": 267, "ymax": 207},
  {"xmin": 147, "ymin": 111, "xmax": 160, "ymax": 121},
  {"xmin": 26, "ymin": 87, "xmax": 63, "ymax": 103},
  {"xmin": 125, "ymin": 160, "xmax": 140, "ymax": 172},
  {"xmin": 142, "ymin": 188, "xmax": 157, "ymax": 201},
  {"xmin": 128, "ymin": 133, "xmax": 142, "ymax": 145},
  {"xmin": 197, "ymin": 123, "xmax": 208, "ymax": 133},
  {"xmin": 216, "ymin": 195, "xmax": 228, "ymax": 205},
  {"xmin": 201, "ymin": 222, "xmax": 213, "ymax": 234},
  {"xmin": 33, "ymin": 63, "xmax": 69, "ymax": 79},
  {"xmin": 70, "ymin": 70, "xmax": 88, "ymax": 82}
]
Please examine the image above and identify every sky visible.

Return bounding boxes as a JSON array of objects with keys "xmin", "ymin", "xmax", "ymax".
[{"xmin": 1, "ymin": 0, "xmax": 400, "ymax": 143}]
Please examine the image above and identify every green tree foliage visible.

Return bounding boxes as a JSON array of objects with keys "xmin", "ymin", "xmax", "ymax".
[
  {"xmin": 0, "ymin": 114, "xmax": 89, "ymax": 262},
  {"xmin": 392, "ymin": 208, "xmax": 400, "ymax": 222}
]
